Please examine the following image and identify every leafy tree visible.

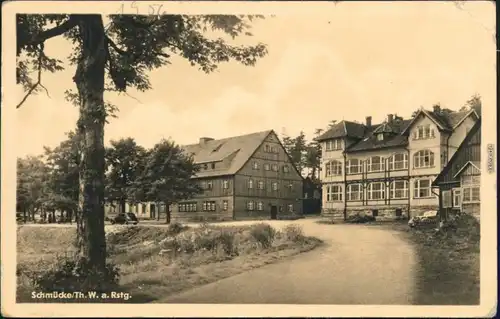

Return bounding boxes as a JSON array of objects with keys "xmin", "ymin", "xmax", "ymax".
[
  {"xmin": 304, "ymin": 129, "xmax": 324, "ymax": 180},
  {"xmin": 105, "ymin": 137, "xmax": 147, "ymax": 214},
  {"xmin": 460, "ymin": 93, "xmax": 482, "ymax": 116},
  {"xmin": 135, "ymin": 139, "xmax": 202, "ymax": 224},
  {"xmin": 281, "ymin": 131, "xmax": 308, "ymax": 175},
  {"xmin": 16, "ymin": 155, "xmax": 49, "ymax": 222},
  {"xmin": 43, "ymin": 131, "xmax": 81, "ymax": 223},
  {"xmin": 16, "ymin": 13, "xmax": 267, "ymax": 280}
]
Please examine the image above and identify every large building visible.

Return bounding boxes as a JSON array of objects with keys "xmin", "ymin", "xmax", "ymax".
[
  {"xmin": 169, "ymin": 130, "xmax": 304, "ymax": 222},
  {"xmin": 316, "ymin": 105, "xmax": 480, "ymax": 220},
  {"xmin": 105, "ymin": 130, "xmax": 304, "ymax": 221},
  {"xmin": 433, "ymin": 119, "xmax": 481, "ymax": 221}
]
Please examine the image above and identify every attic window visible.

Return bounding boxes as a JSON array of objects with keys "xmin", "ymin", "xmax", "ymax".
[
  {"xmin": 377, "ymin": 134, "xmax": 384, "ymax": 141},
  {"xmin": 212, "ymin": 143, "xmax": 223, "ymax": 153}
]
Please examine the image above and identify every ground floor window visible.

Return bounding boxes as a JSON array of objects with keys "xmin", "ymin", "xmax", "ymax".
[
  {"xmin": 222, "ymin": 200, "xmax": 228, "ymax": 211},
  {"xmin": 462, "ymin": 175, "xmax": 480, "ymax": 203},
  {"xmin": 442, "ymin": 190, "xmax": 452, "ymax": 208},
  {"xmin": 413, "ymin": 179, "xmax": 432, "ymax": 198},
  {"xmin": 347, "ymin": 184, "xmax": 363, "ymax": 201},
  {"xmin": 326, "ymin": 184, "xmax": 343, "ymax": 201},
  {"xmin": 452, "ymin": 188, "xmax": 461, "ymax": 208},
  {"xmin": 395, "ymin": 208, "xmax": 402, "ymax": 217},
  {"xmin": 247, "ymin": 201, "xmax": 255, "ymax": 211},
  {"xmin": 390, "ymin": 180, "xmax": 408, "ymax": 199},
  {"xmin": 367, "ymin": 182, "xmax": 385, "ymax": 200},
  {"xmin": 179, "ymin": 202, "xmax": 197, "ymax": 212},
  {"xmin": 288, "ymin": 204, "xmax": 294, "ymax": 212},
  {"xmin": 257, "ymin": 201, "xmax": 264, "ymax": 211},
  {"xmin": 202, "ymin": 201, "xmax": 216, "ymax": 212}
]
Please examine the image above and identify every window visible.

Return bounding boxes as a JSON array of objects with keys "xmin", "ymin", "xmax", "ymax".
[
  {"xmin": 462, "ymin": 175, "xmax": 480, "ymax": 203},
  {"xmin": 211, "ymin": 163, "xmax": 216, "ymax": 169},
  {"xmin": 252, "ymin": 162, "xmax": 259, "ymax": 170},
  {"xmin": 376, "ymin": 133, "xmax": 384, "ymax": 141},
  {"xmin": 372, "ymin": 209, "xmax": 379, "ymax": 217},
  {"xmin": 247, "ymin": 201, "xmax": 255, "ymax": 210},
  {"xmin": 179, "ymin": 202, "xmax": 198, "ymax": 212},
  {"xmin": 325, "ymin": 139, "xmax": 342, "ymax": 151},
  {"xmin": 390, "ymin": 180, "xmax": 408, "ymax": 199},
  {"xmin": 264, "ymin": 163, "xmax": 270, "ymax": 171},
  {"xmin": 207, "ymin": 181, "xmax": 213, "ymax": 189},
  {"xmin": 452, "ymin": 188, "xmax": 461, "ymax": 208},
  {"xmin": 325, "ymin": 160, "xmax": 342, "ymax": 176},
  {"xmin": 222, "ymin": 200, "xmax": 228, "ymax": 211},
  {"xmin": 346, "ymin": 159, "xmax": 363, "ymax": 174},
  {"xmin": 288, "ymin": 204, "xmax": 294, "ymax": 212},
  {"xmin": 442, "ymin": 190, "xmax": 452, "ymax": 208},
  {"xmin": 326, "ymin": 185, "xmax": 343, "ymax": 201},
  {"xmin": 223, "ymin": 180, "xmax": 229, "ymax": 189},
  {"xmin": 286, "ymin": 182, "xmax": 294, "ymax": 191},
  {"xmin": 257, "ymin": 181, "xmax": 264, "ymax": 189},
  {"xmin": 347, "ymin": 184, "xmax": 363, "ymax": 201},
  {"xmin": 248, "ymin": 179, "xmax": 254, "ymax": 189},
  {"xmin": 203, "ymin": 163, "xmax": 208, "ymax": 170},
  {"xmin": 272, "ymin": 182, "xmax": 278, "ymax": 191},
  {"xmin": 367, "ymin": 156, "xmax": 385, "ymax": 172},
  {"xmin": 389, "ymin": 153, "xmax": 408, "ymax": 170},
  {"xmin": 413, "ymin": 150, "xmax": 435, "ymax": 168},
  {"xmin": 414, "ymin": 124, "xmax": 435, "ymax": 140},
  {"xmin": 367, "ymin": 182, "xmax": 385, "ymax": 200},
  {"xmin": 272, "ymin": 164, "xmax": 278, "ymax": 171},
  {"xmin": 257, "ymin": 201, "xmax": 264, "ymax": 211},
  {"xmin": 283, "ymin": 165, "xmax": 290, "ymax": 173},
  {"xmin": 265, "ymin": 145, "xmax": 270, "ymax": 152},
  {"xmin": 395, "ymin": 208, "xmax": 402, "ymax": 217},
  {"xmin": 202, "ymin": 201, "xmax": 216, "ymax": 211},
  {"xmin": 413, "ymin": 179, "xmax": 432, "ymax": 198}
]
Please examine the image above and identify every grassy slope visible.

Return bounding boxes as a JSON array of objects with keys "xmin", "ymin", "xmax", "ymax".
[{"xmin": 17, "ymin": 224, "xmax": 322, "ymax": 303}]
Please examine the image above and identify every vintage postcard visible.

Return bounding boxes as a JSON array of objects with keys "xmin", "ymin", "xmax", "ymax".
[{"xmin": 1, "ymin": 0, "xmax": 497, "ymax": 317}]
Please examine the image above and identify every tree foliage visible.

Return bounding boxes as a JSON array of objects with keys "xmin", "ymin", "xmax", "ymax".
[
  {"xmin": 134, "ymin": 139, "xmax": 202, "ymax": 223},
  {"xmin": 105, "ymin": 137, "xmax": 147, "ymax": 212},
  {"xmin": 16, "ymin": 13, "xmax": 267, "ymax": 279},
  {"xmin": 16, "ymin": 155, "xmax": 48, "ymax": 219}
]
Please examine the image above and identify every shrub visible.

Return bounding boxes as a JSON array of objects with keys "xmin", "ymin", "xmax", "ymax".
[
  {"xmin": 217, "ymin": 230, "xmax": 237, "ymax": 256},
  {"xmin": 167, "ymin": 222, "xmax": 185, "ymax": 235},
  {"xmin": 346, "ymin": 214, "xmax": 376, "ymax": 224},
  {"xmin": 249, "ymin": 223, "xmax": 276, "ymax": 248},
  {"xmin": 23, "ymin": 256, "xmax": 120, "ymax": 294},
  {"xmin": 282, "ymin": 224, "xmax": 304, "ymax": 242}
]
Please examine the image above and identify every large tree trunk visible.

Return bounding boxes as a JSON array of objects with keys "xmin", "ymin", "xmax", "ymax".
[
  {"xmin": 73, "ymin": 15, "xmax": 108, "ymax": 283},
  {"xmin": 165, "ymin": 202, "xmax": 171, "ymax": 224},
  {"xmin": 23, "ymin": 208, "xmax": 27, "ymax": 224},
  {"xmin": 120, "ymin": 199, "xmax": 126, "ymax": 214}
]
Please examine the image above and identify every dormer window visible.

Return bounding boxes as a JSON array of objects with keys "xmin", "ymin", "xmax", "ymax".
[
  {"xmin": 376, "ymin": 133, "xmax": 384, "ymax": 141},
  {"xmin": 325, "ymin": 139, "xmax": 342, "ymax": 151}
]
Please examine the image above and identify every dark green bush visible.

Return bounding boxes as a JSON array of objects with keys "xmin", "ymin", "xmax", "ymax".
[
  {"xmin": 249, "ymin": 223, "xmax": 276, "ymax": 248},
  {"xmin": 346, "ymin": 214, "xmax": 376, "ymax": 224},
  {"xmin": 24, "ymin": 256, "xmax": 120, "ymax": 294}
]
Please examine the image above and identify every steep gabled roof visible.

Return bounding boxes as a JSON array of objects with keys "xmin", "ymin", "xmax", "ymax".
[
  {"xmin": 345, "ymin": 119, "xmax": 411, "ymax": 153},
  {"xmin": 181, "ymin": 130, "xmax": 272, "ymax": 178},
  {"xmin": 315, "ymin": 120, "xmax": 366, "ymax": 142},
  {"xmin": 433, "ymin": 118, "xmax": 482, "ymax": 186},
  {"xmin": 401, "ymin": 108, "xmax": 476, "ymax": 135},
  {"xmin": 453, "ymin": 161, "xmax": 481, "ymax": 179}
]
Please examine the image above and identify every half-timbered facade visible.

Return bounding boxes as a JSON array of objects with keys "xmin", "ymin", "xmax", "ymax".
[
  {"xmin": 169, "ymin": 130, "xmax": 304, "ymax": 222},
  {"xmin": 432, "ymin": 119, "xmax": 481, "ymax": 221},
  {"xmin": 316, "ymin": 105, "xmax": 480, "ymax": 220}
]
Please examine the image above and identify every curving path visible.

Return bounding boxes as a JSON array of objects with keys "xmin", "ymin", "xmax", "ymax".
[{"xmin": 160, "ymin": 219, "xmax": 417, "ymax": 305}]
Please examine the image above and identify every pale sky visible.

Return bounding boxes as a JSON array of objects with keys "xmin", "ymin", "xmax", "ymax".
[{"xmin": 14, "ymin": 1, "xmax": 496, "ymax": 157}]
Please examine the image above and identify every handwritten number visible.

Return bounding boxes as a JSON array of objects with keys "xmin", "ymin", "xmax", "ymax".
[{"xmin": 131, "ymin": 1, "xmax": 139, "ymax": 15}]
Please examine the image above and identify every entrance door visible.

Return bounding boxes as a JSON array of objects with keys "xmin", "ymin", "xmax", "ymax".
[
  {"xmin": 270, "ymin": 205, "xmax": 278, "ymax": 220},
  {"xmin": 150, "ymin": 204, "xmax": 156, "ymax": 219}
]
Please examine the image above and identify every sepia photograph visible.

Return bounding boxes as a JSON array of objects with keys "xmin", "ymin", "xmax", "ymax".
[{"xmin": 1, "ymin": 0, "xmax": 497, "ymax": 317}]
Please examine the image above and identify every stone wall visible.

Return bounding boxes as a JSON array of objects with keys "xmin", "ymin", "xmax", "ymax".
[
  {"xmin": 321, "ymin": 208, "xmax": 344, "ymax": 220},
  {"xmin": 410, "ymin": 205, "xmax": 439, "ymax": 219},
  {"xmin": 346, "ymin": 206, "xmax": 409, "ymax": 221}
]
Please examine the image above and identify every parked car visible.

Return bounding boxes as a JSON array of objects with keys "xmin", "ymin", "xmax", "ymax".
[
  {"xmin": 110, "ymin": 212, "xmax": 139, "ymax": 225},
  {"xmin": 408, "ymin": 210, "xmax": 438, "ymax": 228}
]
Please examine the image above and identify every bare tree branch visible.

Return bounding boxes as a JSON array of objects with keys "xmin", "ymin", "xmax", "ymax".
[{"xmin": 16, "ymin": 44, "xmax": 51, "ymax": 109}]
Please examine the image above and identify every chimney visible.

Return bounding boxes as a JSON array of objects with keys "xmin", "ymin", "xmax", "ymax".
[
  {"xmin": 199, "ymin": 137, "xmax": 214, "ymax": 144},
  {"xmin": 387, "ymin": 114, "xmax": 394, "ymax": 123},
  {"xmin": 433, "ymin": 104, "xmax": 441, "ymax": 113},
  {"xmin": 365, "ymin": 116, "xmax": 372, "ymax": 127}
]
